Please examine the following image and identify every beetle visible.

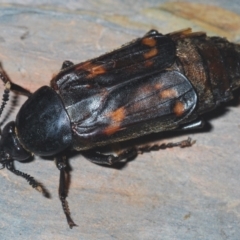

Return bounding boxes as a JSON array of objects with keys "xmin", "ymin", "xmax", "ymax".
[{"xmin": 0, "ymin": 28, "xmax": 239, "ymax": 228}]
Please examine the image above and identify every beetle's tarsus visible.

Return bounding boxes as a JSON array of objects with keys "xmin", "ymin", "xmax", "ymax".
[
  {"xmin": 137, "ymin": 137, "xmax": 195, "ymax": 154},
  {"xmin": 178, "ymin": 137, "xmax": 196, "ymax": 148},
  {"xmin": 60, "ymin": 195, "xmax": 78, "ymax": 228},
  {"xmin": 56, "ymin": 155, "xmax": 77, "ymax": 228}
]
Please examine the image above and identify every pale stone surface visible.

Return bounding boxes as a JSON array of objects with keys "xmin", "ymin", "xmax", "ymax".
[{"xmin": 0, "ymin": 1, "xmax": 240, "ymax": 239}]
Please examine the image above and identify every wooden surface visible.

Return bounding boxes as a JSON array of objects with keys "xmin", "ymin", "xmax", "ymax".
[{"xmin": 0, "ymin": 1, "xmax": 240, "ymax": 239}]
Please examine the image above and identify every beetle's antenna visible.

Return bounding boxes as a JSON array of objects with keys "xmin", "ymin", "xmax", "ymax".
[
  {"xmin": 0, "ymin": 72, "xmax": 11, "ymax": 119},
  {"xmin": 5, "ymin": 161, "xmax": 50, "ymax": 198}
]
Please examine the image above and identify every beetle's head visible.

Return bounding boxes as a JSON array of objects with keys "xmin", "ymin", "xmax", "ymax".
[
  {"xmin": 0, "ymin": 80, "xmax": 31, "ymax": 165},
  {"xmin": 0, "ymin": 121, "xmax": 32, "ymax": 165}
]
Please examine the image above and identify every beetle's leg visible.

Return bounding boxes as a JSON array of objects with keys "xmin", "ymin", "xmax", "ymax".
[
  {"xmin": 4, "ymin": 161, "xmax": 49, "ymax": 197},
  {"xmin": 0, "ymin": 75, "xmax": 32, "ymax": 97},
  {"xmin": 81, "ymin": 148, "xmax": 138, "ymax": 165},
  {"xmin": 0, "ymin": 64, "xmax": 32, "ymax": 97},
  {"xmin": 61, "ymin": 60, "xmax": 74, "ymax": 70},
  {"xmin": 55, "ymin": 155, "xmax": 77, "ymax": 229},
  {"xmin": 82, "ymin": 138, "xmax": 195, "ymax": 165},
  {"xmin": 136, "ymin": 137, "xmax": 195, "ymax": 153},
  {"xmin": 8, "ymin": 82, "xmax": 32, "ymax": 97}
]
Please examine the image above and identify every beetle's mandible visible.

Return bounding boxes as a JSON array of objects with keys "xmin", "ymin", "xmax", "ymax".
[{"xmin": 0, "ymin": 28, "xmax": 239, "ymax": 228}]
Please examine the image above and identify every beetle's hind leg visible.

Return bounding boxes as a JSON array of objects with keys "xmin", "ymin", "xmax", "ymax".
[
  {"xmin": 81, "ymin": 148, "xmax": 138, "ymax": 165},
  {"xmin": 82, "ymin": 138, "xmax": 195, "ymax": 165},
  {"xmin": 56, "ymin": 154, "xmax": 77, "ymax": 229},
  {"xmin": 136, "ymin": 137, "xmax": 195, "ymax": 154}
]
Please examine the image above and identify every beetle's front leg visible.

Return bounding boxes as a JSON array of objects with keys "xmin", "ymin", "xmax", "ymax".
[
  {"xmin": 5, "ymin": 160, "xmax": 50, "ymax": 197},
  {"xmin": 55, "ymin": 154, "xmax": 77, "ymax": 228},
  {"xmin": 0, "ymin": 63, "xmax": 32, "ymax": 97}
]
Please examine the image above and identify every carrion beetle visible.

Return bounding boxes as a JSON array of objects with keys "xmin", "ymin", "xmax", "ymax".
[{"xmin": 0, "ymin": 28, "xmax": 239, "ymax": 228}]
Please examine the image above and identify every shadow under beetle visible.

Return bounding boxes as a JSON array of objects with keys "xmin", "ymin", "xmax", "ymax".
[{"xmin": 0, "ymin": 28, "xmax": 240, "ymax": 228}]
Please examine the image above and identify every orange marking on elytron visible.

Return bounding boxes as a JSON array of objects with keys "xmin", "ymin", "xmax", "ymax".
[
  {"xmin": 173, "ymin": 101, "xmax": 185, "ymax": 116},
  {"xmin": 160, "ymin": 89, "xmax": 177, "ymax": 98},
  {"xmin": 91, "ymin": 65, "xmax": 106, "ymax": 74},
  {"xmin": 104, "ymin": 107, "xmax": 126, "ymax": 135},
  {"xmin": 144, "ymin": 48, "xmax": 158, "ymax": 59},
  {"xmin": 103, "ymin": 125, "xmax": 121, "ymax": 135},
  {"xmin": 86, "ymin": 65, "xmax": 106, "ymax": 78},
  {"xmin": 142, "ymin": 37, "xmax": 157, "ymax": 47},
  {"xmin": 109, "ymin": 107, "xmax": 125, "ymax": 122},
  {"xmin": 75, "ymin": 61, "xmax": 106, "ymax": 78}
]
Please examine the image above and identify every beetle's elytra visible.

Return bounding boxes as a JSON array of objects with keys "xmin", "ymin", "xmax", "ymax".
[{"xmin": 0, "ymin": 28, "xmax": 239, "ymax": 228}]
